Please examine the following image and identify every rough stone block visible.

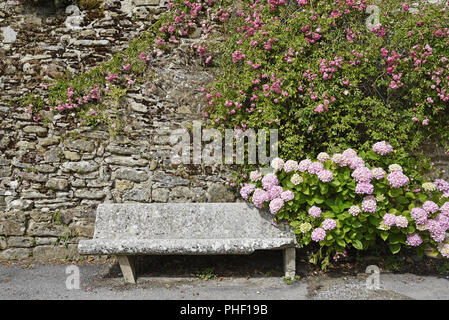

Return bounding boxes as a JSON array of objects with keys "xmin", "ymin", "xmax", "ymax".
[
  {"xmin": 0, "ymin": 248, "xmax": 30, "ymax": 260},
  {"xmin": 32, "ymin": 244, "xmax": 79, "ymax": 261},
  {"xmin": 0, "ymin": 211, "xmax": 28, "ymax": 236}
]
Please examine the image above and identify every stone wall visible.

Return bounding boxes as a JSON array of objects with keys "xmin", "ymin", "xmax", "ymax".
[{"xmin": 0, "ymin": 0, "xmax": 236, "ymax": 261}]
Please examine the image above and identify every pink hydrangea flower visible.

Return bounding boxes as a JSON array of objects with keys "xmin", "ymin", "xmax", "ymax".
[
  {"xmin": 440, "ymin": 202, "xmax": 449, "ymax": 215},
  {"xmin": 362, "ymin": 196, "xmax": 377, "ymax": 213},
  {"xmin": 352, "ymin": 167, "xmax": 373, "ymax": 183},
  {"xmin": 383, "ymin": 213, "xmax": 396, "ymax": 226},
  {"xmin": 355, "ymin": 182, "xmax": 374, "ymax": 195},
  {"xmin": 372, "ymin": 141, "xmax": 393, "ymax": 155},
  {"xmin": 395, "ymin": 215, "xmax": 408, "ymax": 228},
  {"xmin": 340, "ymin": 148, "xmax": 358, "ymax": 166},
  {"xmin": 269, "ymin": 198, "xmax": 284, "ymax": 215},
  {"xmin": 411, "ymin": 207, "xmax": 428, "ymax": 224},
  {"xmin": 348, "ymin": 157, "xmax": 365, "ymax": 170},
  {"xmin": 267, "ymin": 186, "xmax": 284, "ymax": 200},
  {"xmin": 308, "ymin": 161, "xmax": 324, "ymax": 174},
  {"xmin": 317, "ymin": 169, "xmax": 333, "ymax": 183},
  {"xmin": 387, "ymin": 171, "xmax": 409, "ymax": 188},
  {"xmin": 434, "ymin": 179, "xmax": 449, "ymax": 192},
  {"xmin": 270, "ymin": 157, "xmax": 284, "ymax": 171},
  {"xmin": 322, "ymin": 218, "xmax": 337, "ymax": 230},
  {"xmin": 308, "ymin": 206, "xmax": 322, "ymax": 218},
  {"xmin": 427, "ymin": 220, "xmax": 446, "ymax": 242},
  {"xmin": 371, "ymin": 168, "xmax": 386, "ymax": 180},
  {"xmin": 250, "ymin": 170, "xmax": 262, "ymax": 182},
  {"xmin": 298, "ymin": 159, "xmax": 312, "ymax": 172},
  {"xmin": 280, "ymin": 190, "xmax": 295, "ymax": 202},
  {"xmin": 262, "ymin": 173, "xmax": 278, "ymax": 190},
  {"xmin": 311, "ymin": 228, "xmax": 326, "ymax": 242},
  {"xmin": 252, "ymin": 189, "xmax": 269, "ymax": 208},
  {"xmin": 240, "ymin": 184, "xmax": 255, "ymax": 200},
  {"xmin": 317, "ymin": 152, "xmax": 330, "ymax": 162},
  {"xmin": 406, "ymin": 233, "xmax": 422, "ymax": 247},
  {"xmin": 348, "ymin": 205, "xmax": 361, "ymax": 216},
  {"xmin": 283, "ymin": 160, "xmax": 299, "ymax": 173},
  {"xmin": 423, "ymin": 201, "xmax": 439, "ymax": 214},
  {"xmin": 436, "ymin": 214, "xmax": 449, "ymax": 230}
]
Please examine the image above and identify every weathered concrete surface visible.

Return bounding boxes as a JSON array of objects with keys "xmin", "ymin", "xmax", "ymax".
[
  {"xmin": 1, "ymin": 262, "xmax": 449, "ymax": 300},
  {"xmin": 78, "ymin": 203, "xmax": 297, "ymax": 255}
]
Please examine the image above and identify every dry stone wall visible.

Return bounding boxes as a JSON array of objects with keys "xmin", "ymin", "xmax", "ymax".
[{"xmin": 0, "ymin": 0, "xmax": 236, "ymax": 261}]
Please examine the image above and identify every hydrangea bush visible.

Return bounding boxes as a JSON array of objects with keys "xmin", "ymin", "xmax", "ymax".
[{"xmin": 241, "ymin": 142, "xmax": 449, "ymax": 269}]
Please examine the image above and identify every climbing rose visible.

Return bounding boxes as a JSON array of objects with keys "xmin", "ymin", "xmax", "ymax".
[{"xmin": 311, "ymin": 228, "xmax": 326, "ymax": 242}]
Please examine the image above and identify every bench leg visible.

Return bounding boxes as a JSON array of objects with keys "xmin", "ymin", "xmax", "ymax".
[
  {"xmin": 118, "ymin": 255, "xmax": 137, "ymax": 284},
  {"xmin": 283, "ymin": 248, "xmax": 296, "ymax": 279}
]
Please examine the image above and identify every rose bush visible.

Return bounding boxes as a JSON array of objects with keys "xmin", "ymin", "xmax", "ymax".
[
  {"xmin": 241, "ymin": 142, "xmax": 449, "ymax": 269},
  {"xmin": 205, "ymin": 0, "xmax": 449, "ymax": 161}
]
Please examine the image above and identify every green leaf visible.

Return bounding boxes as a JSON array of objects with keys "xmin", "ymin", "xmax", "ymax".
[
  {"xmin": 366, "ymin": 150, "xmax": 379, "ymax": 160},
  {"xmin": 379, "ymin": 231, "xmax": 389, "ymax": 241},
  {"xmin": 389, "ymin": 233, "xmax": 405, "ymax": 245},
  {"xmin": 396, "ymin": 196, "xmax": 409, "ymax": 204},
  {"xmin": 353, "ymin": 240, "xmax": 363, "ymax": 250},
  {"xmin": 389, "ymin": 243, "xmax": 401, "ymax": 254},
  {"xmin": 336, "ymin": 239, "xmax": 346, "ymax": 247}
]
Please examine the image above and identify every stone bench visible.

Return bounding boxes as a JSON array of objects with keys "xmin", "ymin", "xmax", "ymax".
[{"xmin": 78, "ymin": 203, "xmax": 298, "ymax": 283}]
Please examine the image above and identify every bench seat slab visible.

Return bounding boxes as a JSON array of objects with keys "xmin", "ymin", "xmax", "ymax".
[{"xmin": 79, "ymin": 238, "xmax": 297, "ymax": 255}]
